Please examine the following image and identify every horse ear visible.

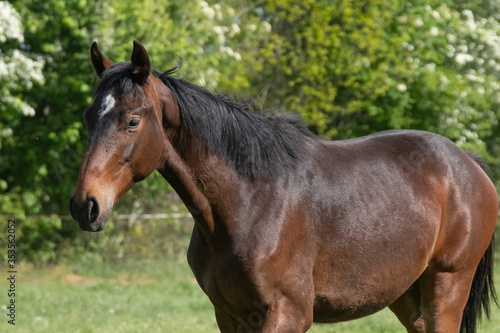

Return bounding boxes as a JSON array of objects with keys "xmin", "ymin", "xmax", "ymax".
[
  {"xmin": 90, "ymin": 42, "xmax": 113, "ymax": 78},
  {"xmin": 131, "ymin": 40, "xmax": 150, "ymax": 85}
]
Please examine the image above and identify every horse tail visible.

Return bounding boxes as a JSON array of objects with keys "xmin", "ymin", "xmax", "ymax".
[
  {"xmin": 460, "ymin": 238, "xmax": 498, "ymax": 333},
  {"xmin": 460, "ymin": 151, "xmax": 499, "ymax": 333}
]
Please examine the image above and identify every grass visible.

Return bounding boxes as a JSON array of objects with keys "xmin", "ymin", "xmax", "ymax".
[{"xmin": 0, "ymin": 258, "xmax": 499, "ymax": 332}]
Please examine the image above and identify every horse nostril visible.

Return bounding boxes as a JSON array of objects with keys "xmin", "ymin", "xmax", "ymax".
[{"xmin": 88, "ymin": 196, "xmax": 100, "ymax": 223}]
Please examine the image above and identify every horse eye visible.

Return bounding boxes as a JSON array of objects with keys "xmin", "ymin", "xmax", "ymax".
[{"xmin": 128, "ymin": 118, "xmax": 140, "ymax": 129}]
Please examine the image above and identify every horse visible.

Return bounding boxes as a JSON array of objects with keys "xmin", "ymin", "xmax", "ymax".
[{"xmin": 70, "ymin": 41, "xmax": 498, "ymax": 333}]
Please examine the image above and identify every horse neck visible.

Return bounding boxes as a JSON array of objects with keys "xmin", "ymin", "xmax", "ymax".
[{"xmin": 157, "ymin": 122, "xmax": 239, "ymax": 248}]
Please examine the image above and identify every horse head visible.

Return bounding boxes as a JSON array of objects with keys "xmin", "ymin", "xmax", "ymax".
[{"xmin": 70, "ymin": 41, "xmax": 179, "ymax": 231}]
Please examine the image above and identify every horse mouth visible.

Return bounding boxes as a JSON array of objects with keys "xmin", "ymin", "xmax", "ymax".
[
  {"xmin": 77, "ymin": 219, "xmax": 108, "ymax": 232},
  {"xmin": 78, "ymin": 209, "xmax": 111, "ymax": 232}
]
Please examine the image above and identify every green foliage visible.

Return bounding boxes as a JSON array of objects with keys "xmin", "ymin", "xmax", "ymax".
[{"xmin": 248, "ymin": 0, "xmax": 412, "ymax": 137}]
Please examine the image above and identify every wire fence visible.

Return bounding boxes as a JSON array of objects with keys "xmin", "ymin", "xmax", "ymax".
[{"xmin": 2, "ymin": 213, "xmax": 193, "ymax": 221}]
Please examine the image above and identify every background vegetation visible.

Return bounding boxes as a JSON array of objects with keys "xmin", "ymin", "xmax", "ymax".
[{"xmin": 1, "ymin": 0, "xmax": 500, "ymax": 331}]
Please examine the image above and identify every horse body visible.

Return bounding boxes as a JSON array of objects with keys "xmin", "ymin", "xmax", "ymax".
[
  {"xmin": 70, "ymin": 41, "xmax": 498, "ymax": 333},
  {"xmin": 181, "ymin": 129, "xmax": 496, "ymax": 330}
]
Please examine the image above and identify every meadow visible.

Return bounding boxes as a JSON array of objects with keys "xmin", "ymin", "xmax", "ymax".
[{"xmin": 1, "ymin": 256, "xmax": 499, "ymax": 333}]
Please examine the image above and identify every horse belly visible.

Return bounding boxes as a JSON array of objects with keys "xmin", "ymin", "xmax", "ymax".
[
  {"xmin": 312, "ymin": 257, "xmax": 424, "ymax": 322},
  {"xmin": 311, "ymin": 213, "xmax": 437, "ymax": 323},
  {"xmin": 312, "ymin": 280, "xmax": 408, "ymax": 323}
]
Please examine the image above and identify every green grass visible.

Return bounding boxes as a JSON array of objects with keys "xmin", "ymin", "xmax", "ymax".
[{"xmin": 0, "ymin": 258, "xmax": 499, "ymax": 332}]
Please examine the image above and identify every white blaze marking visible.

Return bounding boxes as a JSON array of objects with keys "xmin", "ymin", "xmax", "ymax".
[{"xmin": 99, "ymin": 94, "xmax": 115, "ymax": 119}]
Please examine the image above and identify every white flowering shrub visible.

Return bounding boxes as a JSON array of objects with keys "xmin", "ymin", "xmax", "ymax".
[
  {"xmin": 0, "ymin": 1, "xmax": 44, "ymax": 122},
  {"xmin": 380, "ymin": 2, "xmax": 500, "ymax": 155},
  {"xmin": 0, "ymin": 1, "xmax": 24, "ymax": 42}
]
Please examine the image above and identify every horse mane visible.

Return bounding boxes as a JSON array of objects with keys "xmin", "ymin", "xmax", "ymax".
[{"xmin": 96, "ymin": 61, "xmax": 314, "ymax": 178}]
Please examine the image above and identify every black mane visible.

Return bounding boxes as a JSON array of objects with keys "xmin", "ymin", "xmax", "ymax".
[{"xmin": 96, "ymin": 62, "xmax": 313, "ymax": 177}]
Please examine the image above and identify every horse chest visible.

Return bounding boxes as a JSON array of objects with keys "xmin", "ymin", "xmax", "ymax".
[{"xmin": 187, "ymin": 228, "xmax": 261, "ymax": 314}]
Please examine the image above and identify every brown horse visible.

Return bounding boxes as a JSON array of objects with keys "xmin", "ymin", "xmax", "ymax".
[{"xmin": 70, "ymin": 41, "xmax": 498, "ymax": 333}]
